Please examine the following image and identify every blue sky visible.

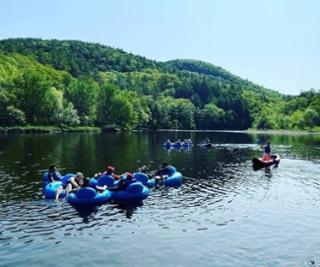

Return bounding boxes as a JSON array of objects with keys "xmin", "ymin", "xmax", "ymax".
[{"xmin": 1, "ymin": 0, "xmax": 319, "ymax": 95}]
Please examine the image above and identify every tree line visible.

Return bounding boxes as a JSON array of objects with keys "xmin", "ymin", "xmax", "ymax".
[{"xmin": 0, "ymin": 38, "xmax": 319, "ymax": 131}]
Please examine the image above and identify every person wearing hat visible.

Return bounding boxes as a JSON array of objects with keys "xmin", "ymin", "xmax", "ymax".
[{"xmin": 94, "ymin": 165, "xmax": 121, "ymax": 180}]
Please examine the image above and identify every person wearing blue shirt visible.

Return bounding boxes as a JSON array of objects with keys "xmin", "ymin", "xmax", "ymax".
[{"xmin": 264, "ymin": 142, "xmax": 271, "ymax": 154}]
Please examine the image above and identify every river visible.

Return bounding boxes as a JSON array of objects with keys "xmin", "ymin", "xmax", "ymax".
[{"xmin": 1, "ymin": 131, "xmax": 320, "ymax": 266}]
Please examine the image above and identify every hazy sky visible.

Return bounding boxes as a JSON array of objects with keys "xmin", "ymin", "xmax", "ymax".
[{"xmin": 1, "ymin": 0, "xmax": 319, "ymax": 95}]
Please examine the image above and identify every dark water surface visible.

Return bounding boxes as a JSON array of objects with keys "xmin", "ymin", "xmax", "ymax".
[{"xmin": 1, "ymin": 131, "xmax": 320, "ymax": 266}]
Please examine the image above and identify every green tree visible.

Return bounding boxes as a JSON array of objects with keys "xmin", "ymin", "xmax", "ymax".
[
  {"xmin": 304, "ymin": 108, "xmax": 320, "ymax": 128},
  {"xmin": 12, "ymin": 70, "xmax": 57, "ymax": 124},
  {"xmin": 197, "ymin": 103, "xmax": 225, "ymax": 129},
  {"xmin": 65, "ymin": 78, "xmax": 99, "ymax": 125},
  {"xmin": 55, "ymin": 102, "xmax": 80, "ymax": 126},
  {"xmin": 290, "ymin": 110, "xmax": 305, "ymax": 129},
  {"xmin": 96, "ymin": 83, "xmax": 137, "ymax": 129},
  {"xmin": 0, "ymin": 91, "xmax": 26, "ymax": 126}
]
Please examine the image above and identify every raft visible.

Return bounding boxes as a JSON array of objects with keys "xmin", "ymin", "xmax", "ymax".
[
  {"xmin": 68, "ymin": 187, "xmax": 112, "ymax": 205},
  {"xmin": 252, "ymin": 154, "xmax": 281, "ymax": 170},
  {"xmin": 111, "ymin": 182, "xmax": 149, "ymax": 202}
]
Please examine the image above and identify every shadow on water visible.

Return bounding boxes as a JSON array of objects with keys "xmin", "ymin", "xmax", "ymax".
[
  {"xmin": 72, "ymin": 205, "xmax": 99, "ymax": 223},
  {"xmin": 112, "ymin": 201, "xmax": 144, "ymax": 219},
  {"xmin": 70, "ymin": 200, "xmax": 144, "ymax": 221}
]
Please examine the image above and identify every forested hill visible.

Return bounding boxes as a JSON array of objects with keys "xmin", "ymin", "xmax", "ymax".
[
  {"xmin": 0, "ymin": 38, "xmax": 160, "ymax": 76},
  {"xmin": 0, "ymin": 38, "xmax": 319, "ymax": 131}
]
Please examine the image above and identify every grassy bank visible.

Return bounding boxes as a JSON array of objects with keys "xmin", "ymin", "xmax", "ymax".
[{"xmin": 0, "ymin": 125, "xmax": 102, "ymax": 134}]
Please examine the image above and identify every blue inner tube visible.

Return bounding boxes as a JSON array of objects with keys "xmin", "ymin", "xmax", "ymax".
[
  {"xmin": 133, "ymin": 170, "xmax": 182, "ymax": 187},
  {"xmin": 44, "ymin": 181, "xmax": 65, "ymax": 199},
  {"xmin": 43, "ymin": 172, "xmax": 75, "ymax": 187},
  {"xmin": 133, "ymin": 172, "xmax": 149, "ymax": 185},
  {"xmin": 43, "ymin": 171, "xmax": 62, "ymax": 187},
  {"xmin": 68, "ymin": 187, "xmax": 112, "ymax": 205},
  {"xmin": 163, "ymin": 142, "xmax": 192, "ymax": 148},
  {"xmin": 90, "ymin": 175, "xmax": 116, "ymax": 188},
  {"xmin": 164, "ymin": 171, "xmax": 183, "ymax": 187},
  {"xmin": 111, "ymin": 182, "xmax": 149, "ymax": 202},
  {"xmin": 147, "ymin": 172, "xmax": 183, "ymax": 188}
]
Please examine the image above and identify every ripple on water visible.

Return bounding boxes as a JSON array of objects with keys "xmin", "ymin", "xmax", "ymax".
[{"xmin": 1, "ymin": 135, "xmax": 320, "ymax": 266}]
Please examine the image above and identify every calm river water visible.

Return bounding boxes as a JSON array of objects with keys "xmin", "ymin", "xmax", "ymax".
[{"xmin": 1, "ymin": 131, "xmax": 320, "ymax": 267}]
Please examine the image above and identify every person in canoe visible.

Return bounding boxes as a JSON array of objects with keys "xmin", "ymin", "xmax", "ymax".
[
  {"xmin": 199, "ymin": 137, "xmax": 212, "ymax": 147},
  {"xmin": 262, "ymin": 141, "xmax": 272, "ymax": 161}
]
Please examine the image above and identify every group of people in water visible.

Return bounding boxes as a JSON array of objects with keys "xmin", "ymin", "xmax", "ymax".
[
  {"xmin": 47, "ymin": 138, "xmax": 273, "ymax": 200},
  {"xmin": 164, "ymin": 137, "xmax": 213, "ymax": 147},
  {"xmin": 47, "ymin": 162, "xmax": 176, "ymax": 200},
  {"xmin": 164, "ymin": 139, "xmax": 193, "ymax": 147}
]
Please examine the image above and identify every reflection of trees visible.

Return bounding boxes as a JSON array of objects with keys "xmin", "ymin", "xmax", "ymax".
[{"xmin": 1, "ymin": 131, "xmax": 320, "ymax": 202}]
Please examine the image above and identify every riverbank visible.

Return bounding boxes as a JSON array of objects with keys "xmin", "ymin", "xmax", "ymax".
[
  {"xmin": 156, "ymin": 128, "xmax": 320, "ymax": 135},
  {"xmin": 0, "ymin": 126, "xmax": 102, "ymax": 134},
  {"xmin": 1, "ymin": 126, "xmax": 319, "ymax": 135}
]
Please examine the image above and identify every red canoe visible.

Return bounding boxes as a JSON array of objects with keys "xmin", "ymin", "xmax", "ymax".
[{"xmin": 252, "ymin": 154, "xmax": 281, "ymax": 170}]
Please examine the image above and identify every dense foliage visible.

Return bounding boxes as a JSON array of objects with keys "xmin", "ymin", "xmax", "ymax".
[{"xmin": 0, "ymin": 38, "xmax": 319, "ymax": 130}]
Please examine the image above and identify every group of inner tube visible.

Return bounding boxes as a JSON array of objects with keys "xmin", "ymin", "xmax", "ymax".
[
  {"xmin": 163, "ymin": 138, "xmax": 213, "ymax": 149},
  {"xmin": 163, "ymin": 139, "xmax": 193, "ymax": 148},
  {"xmin": 43, "ymin": 162, "xmax": 183, "ymax": 205}
]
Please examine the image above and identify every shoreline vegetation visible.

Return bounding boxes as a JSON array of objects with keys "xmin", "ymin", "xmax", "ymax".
[
  {"xmin": 1, "ymin": 126, "xmax": 319, "ymax": 135},
  {"xmin": 0, "ymin": 125, "xmax": 102, "ymax": 134}
]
